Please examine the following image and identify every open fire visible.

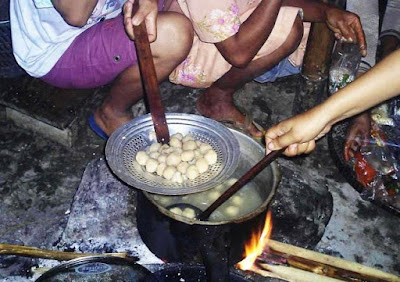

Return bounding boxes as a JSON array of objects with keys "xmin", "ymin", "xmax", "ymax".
[
  {"xmin": 236, "ymin": 210, "xmax": 273, "ymax": 271},
  {"xmin": 236, "ymin": 211, "xmax": 399, "ymax": 281}
]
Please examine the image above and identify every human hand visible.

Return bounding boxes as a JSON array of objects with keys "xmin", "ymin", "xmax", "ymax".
[
  {"xmin": 325, "ymin": 7, "xmax": 367, "ymax": 57},
  {"xmin": 265, "ymin": 107, "xmax": 332, "ymax": 157},
  {"xmin": 343, "ymin": 113, "xmax": 371, "ymax": 162},
  {"xmin": 123, "ymin": 0, "xmax": 159, "ymax": 42}
]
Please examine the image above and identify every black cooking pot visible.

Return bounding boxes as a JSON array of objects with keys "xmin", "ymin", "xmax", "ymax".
[
  {"xmin": 148, "ymin": 264, "xmax": 251, "ymax": 282},
  {"xmin": 137, "ymin": 129, "xmax": 281, "ymax": 281}
]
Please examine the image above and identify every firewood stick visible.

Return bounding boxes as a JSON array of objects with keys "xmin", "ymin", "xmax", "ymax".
[
  {"xmin": 267, "ymin": 240, "xmax": 400, "ymax": 282},
  {"xmin": 283, "ymin": 255, "xmax": 386, "ymax": 282},
  {"xmin": 258, "ymin": 263, "xmax": 342, "ymax": 282},
  {"xmin": 247, "ymin": 266, "xmax": 289, "ymax": 281},
  {"xmin": 0, "ymin": 243, "xmax": 132, "ymax": 261}
]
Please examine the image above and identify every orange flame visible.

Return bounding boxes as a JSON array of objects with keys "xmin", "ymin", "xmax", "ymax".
[{"xmin": 236, "ymin": 210, "xmax": 272, "ymax": 270}]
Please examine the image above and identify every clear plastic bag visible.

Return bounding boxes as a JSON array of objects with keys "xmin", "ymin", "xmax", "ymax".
[{"xmin": 350, "ymin": 111, "xmax": 400, "ymax": 206}]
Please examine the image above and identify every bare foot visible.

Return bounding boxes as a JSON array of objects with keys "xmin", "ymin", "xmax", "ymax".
[
  {"xmin": 93, "ymin": 105, "xmax": 133, "ymax": 137},
  {"xmin": 196, "ymin": 86, "xmax": 263, "ymax": 137}
]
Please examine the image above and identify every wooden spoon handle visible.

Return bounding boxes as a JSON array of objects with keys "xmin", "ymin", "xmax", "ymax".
[
  {"xmin": 132, "ymin": 3, "xmax": 170, "ymax": 144},
  {"xmin": 198, "ymin": 148, "xmax": 284, "ymax": 220}
]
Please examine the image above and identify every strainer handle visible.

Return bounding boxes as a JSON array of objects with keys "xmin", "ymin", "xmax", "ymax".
[{"xmin": 132, "ymin": 4, "xmax": 170, "ymax": 144}]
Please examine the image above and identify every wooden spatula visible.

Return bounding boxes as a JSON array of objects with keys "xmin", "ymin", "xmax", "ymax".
[{"xmin": 132, "ymin": 4, "xmax": 170, "ymax": 144}]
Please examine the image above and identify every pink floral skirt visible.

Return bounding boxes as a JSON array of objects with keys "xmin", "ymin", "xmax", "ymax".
[{"xmin": 169, "ymin": 6, "xmax": 310, "ymax": 88}]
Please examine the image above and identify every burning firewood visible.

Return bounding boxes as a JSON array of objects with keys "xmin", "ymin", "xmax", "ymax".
[
  {"xmin": 265, "ymin": 240, "xmax": 400, "ymax": 281},
  {"xmin": 250, "ymin": 263, "xmax": 342, "ymax": 282},
  {"xmin": 236, "ymin": 211, "xmax": 400, "ymax": 282},
  {"xmin": 239, "ymin": 238, "xmax": 400, "ymax": 282}
]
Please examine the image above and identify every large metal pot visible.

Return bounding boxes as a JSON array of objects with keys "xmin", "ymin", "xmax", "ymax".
[{"xmin": 137, "ymin": 129, "xmax": 281, "ymax": 280}]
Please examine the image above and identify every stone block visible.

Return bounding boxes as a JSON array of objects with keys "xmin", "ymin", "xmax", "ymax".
[{"xmin": 0, "ymin": 76, "xmax": 96, "ymax": 146}]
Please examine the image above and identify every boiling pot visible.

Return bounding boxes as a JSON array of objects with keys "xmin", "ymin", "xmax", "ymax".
[{"xmin": 137, "ymin": 128, "xmax": 281, "ymax": 280}]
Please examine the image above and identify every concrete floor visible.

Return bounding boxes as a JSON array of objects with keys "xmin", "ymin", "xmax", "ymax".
[{"xmin": 0, "ymin": 76, "xmax": 399, "ymax": 281}]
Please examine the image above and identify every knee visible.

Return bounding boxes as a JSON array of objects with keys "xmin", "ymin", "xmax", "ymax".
[
  {"xmin": 156, "ymin": 12, "xmax": 194, "ymax": 62},
  {"xmin": 281, "ymin": 15, "xmax": 303, "ymax": 55}
]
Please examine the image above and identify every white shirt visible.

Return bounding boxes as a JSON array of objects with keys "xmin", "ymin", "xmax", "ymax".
[{"xmin": 10, "ymin": 0, "xmax": 125, "ymax": 77}]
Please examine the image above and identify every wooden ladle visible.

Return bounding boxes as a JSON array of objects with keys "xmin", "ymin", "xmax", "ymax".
[
  {"xmin": 132, "ymin": 5, "xmax": 170, "ymax": 144},
  {"xmin": 197, "ymin": 148, "xmax": 285, "ymax": 221},
  {"xmin": 164, "ymin": 148, "xmax": 284, "ymax": 220}
]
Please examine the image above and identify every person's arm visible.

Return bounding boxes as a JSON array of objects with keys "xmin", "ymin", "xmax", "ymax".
[
  {"xmin": 283, "ymin": 0, "xmax": 366, "ymax": 55},
  {"xmin": 265, "ymin": 48, "xmax": 400, "ymax": 156},
  {"xmin": 215, "ymin": 0, "xmax": 283, "ymax": 68},
  {"xmin": 343, "ymin": 71, "xmax": 371, "ymax": 161},
  {"xmin": 51, "ymin": 0, "xmax": 98, "ymax": 27},
  {"xmin": 216, "ymin": 0, "xmax": 366, "ymax": 68},
  {"xmin": 282, "ymin": 0, "xmax": 327, "ymax": 21}
]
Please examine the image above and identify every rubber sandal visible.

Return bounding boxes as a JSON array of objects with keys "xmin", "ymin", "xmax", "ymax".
[
  {"xmin": 244, "ymin": 114, "xmax": 265, "ymax": 143},
  {"xmin": 89, "ymin": 114, "xmax": 108, "ymax": 140},
  {"xmin": 244, "ymin": 114, "xmax": 266, "ymax": 135},
  {"xmin": 218, "ymin": 114, "xmax": 265, "ymax": 142}
]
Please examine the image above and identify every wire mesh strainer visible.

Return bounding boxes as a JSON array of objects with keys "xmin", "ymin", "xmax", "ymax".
[{"xmin": 105, "ymin": 113, "xmax": 240, "ymax": 195}]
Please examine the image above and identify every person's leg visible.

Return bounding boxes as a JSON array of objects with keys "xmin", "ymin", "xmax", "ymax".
[
  {"xmin": 196, "ymin": 16, "xmax": 303, "ymax": 137},
  {"xmin": 379, "ymin": 0, "xmax": 400, "ymax": 60},
  {"xmin": 95, "ymin": 13, "xmax": 193, "ymax": 135},
  {"xmin": 42, "ymin": 12, "xmax": 193, "ymax": 136}
]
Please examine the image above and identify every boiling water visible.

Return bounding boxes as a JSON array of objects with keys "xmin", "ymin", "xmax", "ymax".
[
  {"xmin": 329, "ymin": 67, "xmax": 355, "ymax": 94},
  {"xmin": 150, "ymin": 129, "xmax": 274, "ymax": 222},
  {"xmin": 152, "ymin": 177, "xmax": 263, "ymax": 222}
]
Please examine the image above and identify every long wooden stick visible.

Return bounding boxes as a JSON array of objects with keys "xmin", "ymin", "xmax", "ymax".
[
  {"xmin": 0, "ymin": 243, "xmax": 133, "ymax": 261},
  {"xmin": 258, "ymin": 263, "xmax": 342, "ymax": 282},
  {"xmin": 282, "ymin": 255, "xmax": 386, "ymax": 282},
  {"xmin": 266, "ymin": 240, "xmax": 400, "ymax": 282},
  {"xmin": 198, "ymin": 149, "xmax": 284, "ymax": 220},
  {"xmin": 247, "ymin": 266, "xmax": 289, "ymax": 281}
]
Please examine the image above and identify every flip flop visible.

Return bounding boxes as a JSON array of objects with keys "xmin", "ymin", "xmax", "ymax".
[{"xmin": 89, "ymin": 114, "xmax": 108, "ymax": 140}]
